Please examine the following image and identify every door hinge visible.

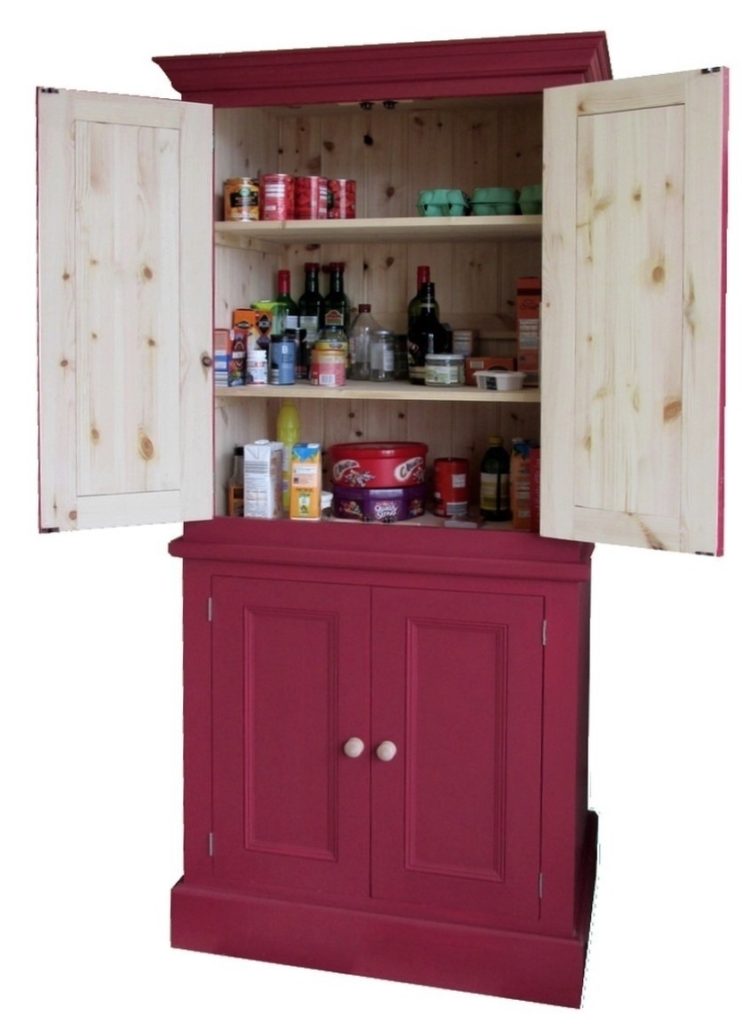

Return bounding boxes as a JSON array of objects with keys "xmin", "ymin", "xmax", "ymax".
[
  {"xmin": 207, "ymin": 596, "xmax": 213, "ymax": 622},
  {"xmin": 701, "ymin": 67, "xmax": 722, "ymax": 74},
  {"xmin": 208, "ymin": 832, "xmax": 215, "ymax": 857},
  {"xmin": 40, "ymin": 87, "xmax": 60, "ymax": 94},
  {"xmin": 538, "ymin": 872, "xmax": 544, "ymax": 899},
  {"xmin": 542, "ymin": 620, "xmax": 547, "ymax": 646}
]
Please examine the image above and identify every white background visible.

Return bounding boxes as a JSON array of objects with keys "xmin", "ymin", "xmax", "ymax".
[{"xmin": 2, "ymin": 3, "xmax": 740, "ymax": 1022}]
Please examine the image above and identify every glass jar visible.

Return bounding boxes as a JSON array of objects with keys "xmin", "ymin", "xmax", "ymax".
[
  {"xmin": 424, "ymin": 352, "xmax": 465, "ymax": 387},
  {"xmin": 369, "ymin": 329, "xmax": 396, "ymax": 382}
]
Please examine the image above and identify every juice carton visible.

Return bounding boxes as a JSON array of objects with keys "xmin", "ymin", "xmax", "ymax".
[{"xmin": 290, "ymin": 443, "xmax": 322, "ymax": 521}]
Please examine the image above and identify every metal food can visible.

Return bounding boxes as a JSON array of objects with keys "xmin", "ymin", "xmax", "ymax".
[
  {"xmin": 295, "ymin": 176, "xmax": 328, "ymax": 219},
  {"xmin": 223, "ymin": 177, "xmax": 259, "ymax": 221},
  {"xmin": 260, "ymin": 173, "xmax": 295, "ymax": 220},
  {"xmin": 433, "ymin": 457, "xmax": 470, "ymax": 518},
  {"xmin": 268, "ymin": 338, "xmax": 296, "ymax": 385},
  {"xmin": 327, "ymin": 178, "xmax": 356, "ymax": 219},
  {"xmin": 310, "ymin": 342, "xmax": 346, "ymax": 388}
]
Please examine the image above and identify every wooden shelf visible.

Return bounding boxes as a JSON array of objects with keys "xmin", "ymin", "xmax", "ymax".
[
  {"xmin": 216, "ymin": 381, "xmax": 541, "ymax": 403},
  {"xmin": 215, "ymin": 215, "xmax": 542, "ymax": 248}
]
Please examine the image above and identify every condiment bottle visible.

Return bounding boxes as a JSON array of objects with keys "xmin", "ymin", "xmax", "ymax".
[
  {"xmin": 226, "ymin": 445, "xmax": 244, "ymax": 516},
  {"xmin": 480, "ymin": 436, "xmax": 512, "ymax": 522}
]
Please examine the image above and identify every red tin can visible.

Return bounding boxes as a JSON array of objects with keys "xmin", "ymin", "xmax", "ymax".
[
  {"xmin": 433, "ymin": 457, "xmax": 470, "ymax": 518},
  {"xmin": 327, "ymin": 178, "xmax": 356, "ymax": 219},
  {"xmin": 259, "ymin": 173, "xmax": 295, "ymax": 220},
  {"xmin": 329, "ymin": 442, "xmax": 427, "ymax": 489},
  {"xmin": 295, "ymin": 176, "xmax": 328, "ymax": 219}
]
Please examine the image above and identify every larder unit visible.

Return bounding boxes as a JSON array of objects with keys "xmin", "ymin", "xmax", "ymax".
[{"xmin": 36, "ymin": 32, "xmax": 728, "ymax": 1009}]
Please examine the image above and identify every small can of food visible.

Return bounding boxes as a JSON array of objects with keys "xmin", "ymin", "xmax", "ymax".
[
  {"xmin": 310, "ymin": 341, "xmax": 346, "ymax": 388},
  {"xmin": 260, "ymin": 173, "xmax": 295, "ymax": 220},
  {"xmin": 327, "ymin": 178, "xmax": 356, "ymax": 219},
  {"xmin": 433, "ymin": 457, "xmax": 470, "ymax": 518},
  {"xmin": 224, "ymin": 177, "xmax": 259, "ymax": 221},
  {"xmin": 295, "ymin": 176, "xmax": 328, "ymax": 219}
]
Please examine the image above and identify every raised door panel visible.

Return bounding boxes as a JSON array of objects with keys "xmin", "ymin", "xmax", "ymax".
[
  {"xmin": 212, "ymin": 576, "xmax": 370, "ymax": 898},
  {"xmin": 541, "ymin": 69, "xmax": 727, "ymax": 554},
  {"xmin": 371, "ymin": 587, "xmax": 544, "ymax": 924},
  {"xmin": 37, "ymin": 89, "xmax": 213, "ymax": 530}
]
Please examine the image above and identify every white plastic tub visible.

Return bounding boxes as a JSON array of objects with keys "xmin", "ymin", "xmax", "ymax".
[{"xmin": 473, "ymin": 369, "xmax": 526, "ymax": 391}]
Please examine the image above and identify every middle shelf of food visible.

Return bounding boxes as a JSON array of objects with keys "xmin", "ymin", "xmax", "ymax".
[{"xmin": 215, "ymin": 381, "xmax": 541, "ymax": 404}]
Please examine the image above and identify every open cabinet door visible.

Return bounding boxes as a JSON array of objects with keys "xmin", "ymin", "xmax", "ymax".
[
  {"xmin": 541, "ymin": 69, "xmax": 727, "ymax": 554},
  {"xmin": 37, "ymin": 90, "xmax": 213, "ymax": 530}
]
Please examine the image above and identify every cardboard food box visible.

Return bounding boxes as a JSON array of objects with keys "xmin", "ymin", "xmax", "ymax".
[
  {"xmin": 243, "ymin": 441, "xmax": 283, "ymax": 518},
  {"xmin": 516, "ymin": 276, "xmax": 541, "ymax": 386},
  {"xmin": 290, "ymin": 443, "xmax": 322, "ymax": 521}
]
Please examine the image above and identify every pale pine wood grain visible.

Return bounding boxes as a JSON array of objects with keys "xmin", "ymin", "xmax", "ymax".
[
  {"xmin": 38, "ymin": 90, "xmax": 212, "ymax": 530},
  {"xmin": 542, "ymin": 69, "xmax": 725, "ymax": 553}
]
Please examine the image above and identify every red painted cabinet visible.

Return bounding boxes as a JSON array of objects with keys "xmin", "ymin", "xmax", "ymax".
[
  {"xmin": 211, "ymin": 576, "xmax": 371, "ymax": 897},
  {"xmin": 370, "ymin": 587, "xmax": 544, "ymax": 923},
  {"xmin": 170, "ymin": 520, "xmax": 594, "ymax": 1006},
  {"xmin": 34, "ymin": 28, "xmax": 728, "ymax": 1013}
]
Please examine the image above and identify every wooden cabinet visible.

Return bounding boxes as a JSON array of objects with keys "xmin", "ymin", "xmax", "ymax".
[
  {"xmin": 34, "ymin": 29, "xmax": 729, "ymax": 1011},
  {"xmin": 170, "ymin": 519, "xmax": 594, "ymax": 1006},
  {"xmin": 37, "ymin": 34, "xmax": 727, "ymax": 554}
]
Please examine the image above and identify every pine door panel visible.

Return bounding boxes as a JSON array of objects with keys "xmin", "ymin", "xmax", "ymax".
[
  {"xmin": 37, "ymin": 90, "xmax": 213, "ymax": 529},
  {"xmin": 541, "ymin": 69, "xmax": 727, "ymax": 553},
  {"xmin": 371, "ymin": 588, "xmax": 544, "ymax": 923},
  {"xmin": 212, "ymin": 576, "xmax": 370, "ymax": 897}
]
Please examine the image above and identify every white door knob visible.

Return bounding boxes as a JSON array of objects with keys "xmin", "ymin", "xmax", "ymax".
[
  {"xmin": 375, "ymin": 740, "xmax": 398, "ymax": 762},
  {"xmin": 343, "ymin": 737, "xmax": 365, "ymax": 759}
]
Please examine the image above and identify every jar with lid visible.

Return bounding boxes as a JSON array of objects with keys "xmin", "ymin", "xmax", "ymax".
[
  {"xmin": 369, "ymin": 329, "xmax": 396, "ymax": 382},
  {"xmin": 424, "ymin": 352, "xmax": 464, "ymax": 387}
]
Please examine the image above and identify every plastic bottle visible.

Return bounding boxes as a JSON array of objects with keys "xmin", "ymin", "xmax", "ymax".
[
  {"xmin": 276, "ymin": 400, "xmax": 300, "ymax": 511},
  {"xmin": 480, "ymin": 436, "xmax": 511, "ymax": 522}
]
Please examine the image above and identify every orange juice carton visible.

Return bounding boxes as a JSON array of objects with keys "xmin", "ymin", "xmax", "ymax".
[
  {"xmin": 243, "ymin": 440, "xmax": 283, "ymax": 518},
  {"xmin": 290, "ymin": 442, "xmax": 322, "ymax": 521},
  {"xmin": 516, "ymin": 276, "xmax": 541, "ymax": 386}
]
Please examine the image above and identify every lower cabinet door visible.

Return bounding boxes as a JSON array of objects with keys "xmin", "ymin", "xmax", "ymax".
[
  {"xmin": 371, "ymin": 587, "xmax": 545, "ymax": 924},
  {"xmin": 211, "ymin": 575, "xmax": 371, "ymax": 898}
]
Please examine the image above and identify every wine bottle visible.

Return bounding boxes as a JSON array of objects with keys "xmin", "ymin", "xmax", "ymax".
[
  {"xmin": 407, "ymin": 265, "xmax": 439, "ymax": 334},
  {"xmin": 297, "ymin": 262, "xmax": 324, "ymax": 378},
  {"xmin": 273, "ymin": 269, "xmax": 299, "ymax": 338},
  {"xmin": 406, "ymin": 281, "xmax": 450, "ymax": 384}
]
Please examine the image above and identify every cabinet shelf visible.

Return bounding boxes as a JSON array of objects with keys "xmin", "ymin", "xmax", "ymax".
[
  {"xmin": 216, "ymin": 382, "xmax": 541, "ymax": 403},
  {"xmin": 215, "ymin": 214, "xmax": 542, "ymax": 248}
]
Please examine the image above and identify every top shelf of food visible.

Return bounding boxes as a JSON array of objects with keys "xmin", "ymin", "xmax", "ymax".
[{"xmin": 215, "ymin": 215, "xmax": 542, "ymax": 247}]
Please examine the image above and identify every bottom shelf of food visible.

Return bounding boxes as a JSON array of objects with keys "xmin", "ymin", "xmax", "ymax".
[{"xmin": 224, "ymin": 436, "xmax": 539, "ymax": 534}]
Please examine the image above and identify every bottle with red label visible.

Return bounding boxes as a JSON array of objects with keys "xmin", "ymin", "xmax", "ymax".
[{"xmin": 323, "ymin": 262, "xmax": 350, "ymax": 332}]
